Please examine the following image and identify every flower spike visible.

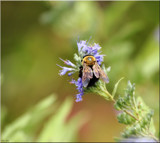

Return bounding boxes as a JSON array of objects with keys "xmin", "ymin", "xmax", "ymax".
[{"xmin": 57, "ymin": 40, "xmax": 109, "ymax": 102}]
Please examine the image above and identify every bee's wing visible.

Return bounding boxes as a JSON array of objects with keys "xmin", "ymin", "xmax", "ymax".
[
  {"xmin": 93, "ymin": 62, "xmax": 109, "ymax": 83},
  {"xmin": 93, "ymin": 63, "xmax": 100, "ymax": 78},
  {"xmin": 82, "ymin": 63, "xmax": 93, "ymax": 87}
]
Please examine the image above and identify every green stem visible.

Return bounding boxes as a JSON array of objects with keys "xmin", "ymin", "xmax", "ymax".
[
  {"xmin": 123, "ymin": 109, "xmax": 139, "ymax": 121},
  {"xmin": 103, "ymin": 90, "xmax": 115, "ymax": 102},
  {"xmin": 132, "ymin": 96, "xmax": 139, "ymax": 119}
]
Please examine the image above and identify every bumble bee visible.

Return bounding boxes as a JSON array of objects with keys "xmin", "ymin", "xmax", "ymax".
[{"xmin": 79, "ymin": 55, "xmax": 109, "ymax": 87}]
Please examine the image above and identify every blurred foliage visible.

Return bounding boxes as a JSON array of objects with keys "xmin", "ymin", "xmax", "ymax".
[
  {"xmin": 1, "ymin": 94, "xmax": 85, "ymax": 142},
  {"xmin": 1, "ymin": 1, "xmax": 159, "ymax": 142}
]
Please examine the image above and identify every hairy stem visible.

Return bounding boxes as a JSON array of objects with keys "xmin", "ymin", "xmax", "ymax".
[
  {"xmin": 103, "ymin": 89, "xmax": 159, "ymax": 141},
  {"xmin": 103, "ymin": 90, "xmax": 115, "ymax": 102},
  {"xmin": 123, "ymin": 110, "xmax": 139, "ymax": 121}
]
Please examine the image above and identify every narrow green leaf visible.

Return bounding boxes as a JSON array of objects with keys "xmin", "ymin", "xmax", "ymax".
[
  {"xmin": 33, "ymin": 94, "xmax": 57, "ymax": 111},
  {"xmin": 37, "ymin": 98, "xmax": 73, "ymax": 142},
  {"xmin": 112, "ymin": 77, "xmax": 124, "ymax": 98}
]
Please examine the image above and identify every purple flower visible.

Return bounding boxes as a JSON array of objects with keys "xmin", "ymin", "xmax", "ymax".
[
  {"xmin": 75, "ymin": 93, "xmax": 83, "ymax": 102},
  {"xmin": 77, "ymin": 40, "xmax": 87, "ymax": 52},
  {"xmin": 69, "ymin": 78, "xmax": 84, "ymax": 102},
  {"xmin": 75, "ymin": 78, "xmax": 84, "ymax": 102},
  {"xmin": 94, "ymin": 54, "xmax": 105, "ymax": 65},
  {"xmin": 57, "ymin": 64, "xmax": 75, "ymax": 76},
  {"xmin": 68, "ymin": 72, "xmax": 74, "ymax": 76},
  {"xmin": 75, "ymin": 78, "xmax": 83, "ymax": 93},
  {"xmin": 59, "ymin": 58, "xmax": 76, "ymax": 67}
]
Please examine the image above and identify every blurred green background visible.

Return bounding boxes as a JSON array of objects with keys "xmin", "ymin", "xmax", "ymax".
[{"xmin": 1, "ymin": 1, "xmax": 159, "ymax": 142}]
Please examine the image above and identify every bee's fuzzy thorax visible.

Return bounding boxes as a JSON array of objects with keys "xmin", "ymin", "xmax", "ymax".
[{"xmin": 82, "ymin": 55, "xmax": 96, "ymax": 66}]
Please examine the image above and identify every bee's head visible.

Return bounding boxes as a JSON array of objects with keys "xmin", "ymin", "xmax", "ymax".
[{"xmin": 82, "ymin": 55, "xmax": 96, "ymax": 66}]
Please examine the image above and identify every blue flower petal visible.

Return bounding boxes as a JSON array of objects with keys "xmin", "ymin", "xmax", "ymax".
[
  {"xmin": 59, "ymin": 58, "xmax": 76, "ymax": 67},
  {"xmin": 75, "ymin": 93, "xmax": 83, "ymax": 102},
  {"xmin": 77, "ymin": 40, "xmax": 87, "ymax": 52},
  {"xmin": 57, "ymin": 64, "xmax": 74, "ymax": 76}
]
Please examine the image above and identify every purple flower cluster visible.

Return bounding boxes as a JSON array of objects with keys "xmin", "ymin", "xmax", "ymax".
[
  {"xmin": 58, "ymin": 40, "xmax": 105, "ymax": 102},
  {"xmin": 57, "ymin": 58, "xmax": 77, "ymax": 76},
  {"xmin": 70, "ymin": 78, "xmax": 84, "ymax": 102},
  {"xmin": 77, "ymin": 40, "xmax": 104, "ymax": 65}
]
